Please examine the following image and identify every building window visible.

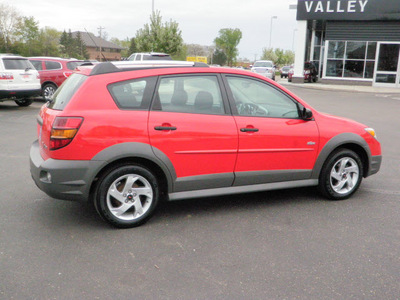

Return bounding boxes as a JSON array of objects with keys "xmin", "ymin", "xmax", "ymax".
[{"xmin": 326, "ymin": 41, "xmax": 376, "ymax": 80}]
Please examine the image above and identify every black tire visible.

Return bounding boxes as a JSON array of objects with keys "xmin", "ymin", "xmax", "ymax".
[
  {"xmin": 94, "ymin": 165, "xmax": 159, "ymax": 228},
  {"xmin": 318, "ymin": 149, "xmax": 363, "ymax": 200},
  {"xmin": 42, "ymin": 83, "xmax": 57, "ymax": 100},
  {"xmin": 15, "ymin": 99, "xmax": 33, "ymax": 107}
]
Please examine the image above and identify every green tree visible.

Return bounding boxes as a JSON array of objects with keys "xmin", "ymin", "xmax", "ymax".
[
  {"xmin": 16, "ymin": 16, "xmax": 40, "ymax": 56},
  {"xmin": 0, "ymin": 3, "xmax": 22, "ymax": 52},
  {"xmin": 135, "ymin": 11, "xmax": 183, "ymax": 55},
  {"xmin": 261, "ymin": 47, "xmax": 294, "ymax": 67},
  {"xmin": 74, "ymin": 31, "xmax": 89, "ymax": 59},
  {"xmin": 129, "ymin": 37, "xmax": 137, "ymax": 54},
  {"xmin": 38, "ymin": 27, "xmax": 61, "ymax": 57},
  {"xmin": 212, "ymin": 48, "xmax": 227, "ymax": 66},
  {"xmin": 214, "ymin": 28, "xmax": 242, "ymax": 66},
  {"xmin": 260, "ymin": 47, "xmax": 278, "ymax": 62}
]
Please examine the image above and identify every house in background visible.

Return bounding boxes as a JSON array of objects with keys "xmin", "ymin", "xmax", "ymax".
[{"xmin": 72, "ymin": 31, "xmax": 124, "ymax": 61}]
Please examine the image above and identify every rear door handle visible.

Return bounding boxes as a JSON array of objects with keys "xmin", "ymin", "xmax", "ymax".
[
  {"xmin": 154, "ymin": 126, "xmax": 177, "ymax": 131},
  {"xmin": 240, "ymin": 128, "xmax": 259, "ymax": 132}
]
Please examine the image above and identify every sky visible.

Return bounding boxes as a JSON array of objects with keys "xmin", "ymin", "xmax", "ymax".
[{"xmin": 8, "ymin": 0, "xmax": 299, "ymax": 61}]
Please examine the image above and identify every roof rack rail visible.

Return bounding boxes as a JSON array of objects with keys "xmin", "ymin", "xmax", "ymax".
[{"xmin": 89, "ymin": 60, "xmax": 209, "ymax": 76}]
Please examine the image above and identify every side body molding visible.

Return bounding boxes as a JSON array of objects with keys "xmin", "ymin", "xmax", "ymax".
[{"xmin": 311, "ymin": 133, "xmax": 371, "ymax": 179}]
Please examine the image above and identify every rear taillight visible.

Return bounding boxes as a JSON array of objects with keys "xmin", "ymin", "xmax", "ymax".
[
  {"xmin": 50, "ymin": 117, "xmax": 83, "ymax": 150},
  {"xmin": 63, "ymin": 71, "xmax": 73, "ymax": 78},
  {"xmin": 0, "ymin": 72, "xmax": 14, "ymax": 80}
]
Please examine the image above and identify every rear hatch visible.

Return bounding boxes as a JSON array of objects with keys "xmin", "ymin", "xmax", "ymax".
[
  {"xmin": 1, "ymin": 57, "xmax": 40, "ymax": 91},
  {"xmin": 37, "ymin": 74, "xmax": 87, "ymax": 160}
]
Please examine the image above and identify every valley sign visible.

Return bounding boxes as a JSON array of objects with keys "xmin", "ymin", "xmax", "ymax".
[{"xmin": 297, "ymin": 0, "xmax": 400, "ymax": 20}]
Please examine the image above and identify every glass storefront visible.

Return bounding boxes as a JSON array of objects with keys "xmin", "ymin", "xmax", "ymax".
[{"xmin": 324, "ymin": 41, "xmax": 377, "ymax": 79}]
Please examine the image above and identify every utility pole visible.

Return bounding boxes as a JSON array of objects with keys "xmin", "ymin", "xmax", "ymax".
[{"xmin": 97, "ymin": 26, "xmax": 105, "ymax": 61}]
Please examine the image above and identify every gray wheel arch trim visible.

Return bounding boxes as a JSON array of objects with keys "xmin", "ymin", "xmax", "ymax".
[
  {"xmin": 312, "ymin": 133, "xmax": 371, "ymax": 179},
  {"xmin": 91, "ymin": 142, "xmax": 176, "ymax": 192}
]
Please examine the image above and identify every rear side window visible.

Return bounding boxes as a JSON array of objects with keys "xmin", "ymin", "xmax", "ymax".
[
  {"xmin": 108, "ymin": 77, "xmax": 156, "ymax": 110},
  {"xmin": 67, "ymin": 61, "xmax": 84, "ymax": 70},
  {"xmin": 3, "ymin": 58, "xmax": 34, "ymax": 70},
  {"xmin": 155, "ymin": 75, "xmax": 225, "ymax": 115},
  {"xmin": 48, "ymin": 74, "xmax": 87, "ymax": 110},
  {"xmin": 45, "ymin": 61, "xmax": 62, "ymax": 70}
]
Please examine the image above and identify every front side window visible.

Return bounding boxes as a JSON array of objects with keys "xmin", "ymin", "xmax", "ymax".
[
  {"xmin": 108, "ymin": 78, "xmax": 154, "ymax": 109},
  {"xmin": 226, "ymin": 76, "xmax": 300, "ymax": 119},
  {"xmin": 155, "ymin": 75, "xmax": 225, "ymax": 115}
]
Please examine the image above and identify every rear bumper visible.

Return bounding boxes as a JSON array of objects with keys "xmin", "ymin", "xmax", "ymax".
[
  {"xmin": 0, "ymin": 88, "xmax": 41, "ymax": 100},
  {"xmin": 29, "ymin": 140, "xmax": 103, "ymax": 202}
]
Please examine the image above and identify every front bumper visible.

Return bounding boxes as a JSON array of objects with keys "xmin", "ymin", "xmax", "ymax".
[
  {"xmin": 30, "ymin": 140, "xmax": 103, "ymax": 202},
  {"xmin": 367, "ymin": 155, "xmax": 382, "ymax": 177}
]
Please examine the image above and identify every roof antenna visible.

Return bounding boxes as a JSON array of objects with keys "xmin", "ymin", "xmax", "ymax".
[{"xmin": 84, "ymin": 28, "xmax": 108, "ymax": 62}]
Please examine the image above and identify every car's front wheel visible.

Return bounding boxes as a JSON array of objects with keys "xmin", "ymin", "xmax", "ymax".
[
  {"xmin": 94, "ymin": 164, "xmax": 160, "ymax": 228},
  {"xmin": 15, "ymin": 99, "xmax": 33, "ymax": 107},
  {"xmin": 318, "ymin": 149, "xmax": 363, "ymax": 200}
]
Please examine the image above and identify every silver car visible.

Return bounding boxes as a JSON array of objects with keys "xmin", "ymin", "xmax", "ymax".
[{"xmin": 251, "ymin": 60, "xmax": 276, "ymax": 81}]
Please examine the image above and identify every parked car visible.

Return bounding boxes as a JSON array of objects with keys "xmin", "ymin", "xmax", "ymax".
[
  {"xmin": 127, "ymin": 52, "xmax": 172, "ymax": 61},
  {"xmin": 288, "ymin": 62, "xmax": 318, "ymax": 83},
  {"xmin": 28, "ymin": 57, "xmax": 84, "ymax": 100},
  {"xmin": 0, "ymin": 54, "xmax": 41, "ymax": 107},
  {"xmin": 280, "ymin": 66, "xmax": 291, "ymax": 78},
  {"xmin": 30, "ymin": 61, "xmax": 382, "ymax": 228},
  {"xmin": 251, "ymin": 60, "xmax": 276, "ymax": 80}
]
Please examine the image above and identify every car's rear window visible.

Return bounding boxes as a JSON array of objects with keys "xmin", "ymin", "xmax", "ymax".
[
  {"xmin": 3, "ymin": 58, "xmax": 34, "ymax": 70},
  {"xmin": 254, "ymin": 61, "xmax": 273, "ymax": 68},
  {"xmin": 47, "ymin": 74, "xmax": 87, "ymax": 110},
  {"xmin": 67, "ymin": 61, "xmax": 84, "ymax": 70},
  {"xmin": 143, "ymin": 55, "xmax": 172, "ymax": 61}
]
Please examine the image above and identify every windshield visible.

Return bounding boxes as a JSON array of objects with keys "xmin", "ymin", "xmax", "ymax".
[
  {"xmin": 253, "ymin": 61, "xmax": 273, "ymax": 68},
  {"xmin": 3, "ymin": 58, "xmax": 34, "ymax": 70},
  {"xmin": 48, "ymin": 74, "xmax": 87, "ymax": 110}
]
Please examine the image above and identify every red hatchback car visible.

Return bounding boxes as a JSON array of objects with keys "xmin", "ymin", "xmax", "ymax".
[
  {"xmin": 30, "ymin": 61, "xmax": 382, "ymax": 228},
  {"xmin": 29, "ymin": 57, "xmax": 84, "ymax": 100}
]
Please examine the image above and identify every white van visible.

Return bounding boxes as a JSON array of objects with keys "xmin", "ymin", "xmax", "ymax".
[{"xmin": 0, "ymin": 54, "xmax": 41, "ymax": 107}]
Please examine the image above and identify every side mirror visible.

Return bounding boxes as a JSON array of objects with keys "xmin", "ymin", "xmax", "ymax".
[{"xmin": 301, "ymin": 107, "xmax": 313, "ymax": 120}]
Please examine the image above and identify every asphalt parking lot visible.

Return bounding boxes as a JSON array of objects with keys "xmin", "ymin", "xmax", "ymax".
[{"xmin": 1, "ymin": 86, "xmax": 399, "ymax": 299}]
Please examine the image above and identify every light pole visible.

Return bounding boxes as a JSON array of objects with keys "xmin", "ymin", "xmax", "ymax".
[
  {"xmin": 152, "ymin": 0, "xmax": 154, "ymax": 13},
  {"xmin": 269, "ymin": 16, "xmax": 277, "ymax": 49}
]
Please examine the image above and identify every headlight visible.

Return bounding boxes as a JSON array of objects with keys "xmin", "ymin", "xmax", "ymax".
[
  {"xmin": 304, "ymin": 70, "xmax": 310, "ymax": 74},
  {"xmin": 365, "ymin": 128, "xmax": 377, "ymax": 139}
]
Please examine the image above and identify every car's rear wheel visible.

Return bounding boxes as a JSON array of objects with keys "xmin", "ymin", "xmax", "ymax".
[
  {"xmin": 94, "ymin": 165, "xmax": 159, "ymax": 228},
  {"xmin": 15, "ymin": 99, "xmax": 33, "ymax": 107},
  {"xmin": 42, "ymin": 83, "xmax": 57, "ymax": 100},
  {"xmin": 318, "ymin": 149, "xmax": 363, "ymax": 200}
]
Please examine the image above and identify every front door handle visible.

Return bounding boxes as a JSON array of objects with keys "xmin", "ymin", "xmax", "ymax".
[
  {"xmin": 240, "ymin": 128, "xmax": 259, "ymax": 132},
  {"xmin": 154, "ymin": 126, "xmax": 177, "ymax": 131}
]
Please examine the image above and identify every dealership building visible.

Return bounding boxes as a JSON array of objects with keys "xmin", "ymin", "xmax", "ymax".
[{"xmin": 292, "ymin": 0, "xmax": 400, "ymax": 88}]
